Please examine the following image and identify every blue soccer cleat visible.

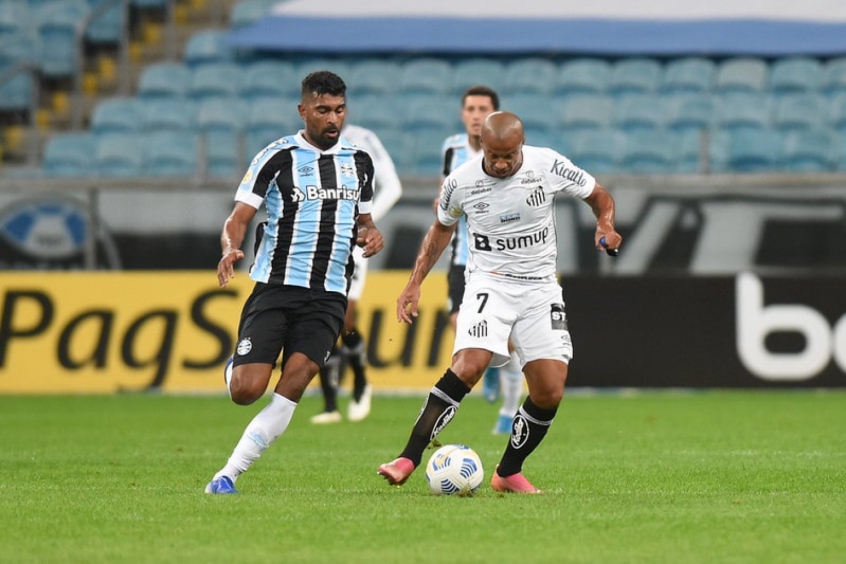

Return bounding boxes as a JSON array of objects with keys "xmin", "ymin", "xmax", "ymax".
[
  {"xmin": 205, "ymin": 475, "xmax": 237, "ymax": 494},
  {"xmin": 492, "ymin": 413, "xmax": 513, "ymax": 435},
  {"xmin": 482, "ymin": 367, "xmax": 500, "ymax": 403}
]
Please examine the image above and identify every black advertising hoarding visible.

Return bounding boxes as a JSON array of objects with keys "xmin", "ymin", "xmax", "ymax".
[{"xmin": 563, "ymin": 274, "xmax": 846, "ymax": 388}]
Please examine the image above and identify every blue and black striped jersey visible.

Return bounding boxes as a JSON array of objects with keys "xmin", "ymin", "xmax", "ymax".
[
  {"xmin": 235, "ymin": 132, "xmax": 374, "ymax": 295},
  {"xmin": 441, "ymin": 133, "xmax": 481, "ymax": 268}
]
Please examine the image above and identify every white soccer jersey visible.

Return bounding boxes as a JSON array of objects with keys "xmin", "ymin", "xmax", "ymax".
[
  {"xmin": 341, "ymin": 124, "xmax": 402, "ymax": 222},
  {"xmin": 436, "ymin": 145, "xmax": 595, "ymax": 282}
]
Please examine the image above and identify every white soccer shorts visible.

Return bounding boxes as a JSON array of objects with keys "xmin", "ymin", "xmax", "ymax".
[
  {"xmin": 453, "ymin": 273, "xmax": 573, "ymax": 368},
  {"xmin": 347, "ymin": 246, "xmax": 368, "ymax": 301}
]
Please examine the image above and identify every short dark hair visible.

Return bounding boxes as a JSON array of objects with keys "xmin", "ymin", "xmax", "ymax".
[
  {"xmin": 462, "ymin": 86, "xmax": 500, "ymax": 110},
  {"xmin": 301, "ymin": 71, "xmax": 347, "ymax": 99}
]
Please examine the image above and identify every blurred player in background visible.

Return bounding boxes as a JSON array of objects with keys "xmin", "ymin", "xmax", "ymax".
[
  {"xmin": 311, "ymin": 123, "xmax": 403, "ymax": 424},
  {"xmin": 441, "ymin": 86, "xmax": 523, "ymax": 434},
  {"xmin": 205, "ymin": 71, "xmax": 384, "ymax": 494},
  {"xmin": 379, "ymin": 111, "xmax": 621, "ymax": 493}
]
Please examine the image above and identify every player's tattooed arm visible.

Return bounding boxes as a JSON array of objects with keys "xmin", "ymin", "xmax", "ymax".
[{"xmin": 397, "ymin": 220, "xmax": 456, "ymax": 323}]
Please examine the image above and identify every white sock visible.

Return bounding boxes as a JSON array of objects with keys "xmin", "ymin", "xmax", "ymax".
[
  {"xmin": 215, "ymin": 393, "xmax": 297, "ymax": 482},
  {"xmin": 499, "ymin": 351, "xmax": 523, "ymax": 418}
]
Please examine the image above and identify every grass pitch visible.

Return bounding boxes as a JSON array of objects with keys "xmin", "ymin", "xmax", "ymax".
[{"xmin": 1, "ymin": 390, "xmax": 844, "ymax": 563}]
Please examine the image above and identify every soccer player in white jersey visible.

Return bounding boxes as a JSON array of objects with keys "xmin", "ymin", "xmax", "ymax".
[
  {"xmin": 442, "ymin": 86, "xmax": 524, "ymax": 434},
  {"xmin": 379, "ymin": 111, "xmax": 621, "ymax": 493},
  {"xmin": 311, "ymin": 123, "xmax": 403, "ymax": 424}
]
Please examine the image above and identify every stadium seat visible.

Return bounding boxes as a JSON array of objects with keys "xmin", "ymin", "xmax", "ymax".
[
  {"xmin": 0, "ymin": 0, "xmax": 28, "ymax": 38},
  {"xmin": 295, "ymin": 58, "xmax": 351, "ymax": 80},
  {"xmin": 145, "ymin": 131, "xmax": 201, "ymax": 177},
  {"xmin": 402, "ymin": 95, "xmax": 456, "ymax": 134},
  {"xmin": 715, "ymin": 92, "xmax": 772, "ymax": 130},
  {"xmin": 570, "ymin": 128, "xmax": 626, "ymax": 174},
  {"xmin": 620, "ymin": 129, "xmax": 679, "ymax": 174},
  {"xmin": 409, "ymin": 130, "xmax": 449, "ymax": 175},
  {"xmin": 351, "ymin": 94, "xmax": 400, "ymax": 132},
  {"xmin": 183, "ymin": 29, "xmax": 233, "ymax": 67},
  {"xmin": 137, "ymin": 62, "xmax": 192, "ymax": 99},
  {"xmin": 829, "ymin": 93, "xmax": 846, "ymax": 131},
  {"xmin": 555, "ymin": 58, "xmax": 611, "ymax": 98},
  {"xmin": 608, "ymin": 58, "xmax": 662, "ymax": 97},
  {"xmin": 84, "ymin": 0, "xmax": 127, "ymax": 45},
  {"xmin": 400, "ymin": 58, "xmax": 454, "ymax": 95},
  {"xmin": 190, "ymin": 62, "xmax": 244, "ymax": 100},
  {"xmin": 706, "ymin": 129, "xmax": 731, "ymax": 173},
  {"xmin": 42, "ymin": 132, "xmax": 96, "ymax": 177},
  {"xmin": 613, "ymin": 94, "xmax": 666, "ymax": 131},
  {"xmin": 821, "ymin": 57, "xmax": 846, "ymax": 96},
  {"xmin": 229, "ymin": 0, "xmax": 275, "ymax": 28},
  {"xmin": 558, "ymin": 94, "xmax": 614, "ymax": 132},
  {"xmin": 95, "ymin": 132, "xmax": 146, "ymax": 177},
  {"xmin": 197, "ymin": 97, "xmax": 249, "ymax": 133},
  {"xmin": 675, "ymin": 129, "xmax": 707, "ymax": 173},
  {"xmin": 781, "ymin": 128, "xmax": 836, "ymax": 172},
  {"xmin": 661, "ymin": 57, "xmax": 716, "ymax": 93},
  {"xmin": 90, "ymin": 97, "xmax": 143, "ymax": 135},
  {"xmin": 714, "ymin": 57, "xmax": 769, "ymax": 94},
  {"xmin": 452, "ymin": 58, "xmax": 506, "ymax": 94},
  {"xmin": 769, "ymin": 57, "xmax": 823, "ymax": 95},
  {"xmin": 35, "ymin": 0, "xmax": 90, "ymax": 78},
  {"xmin": 242, "ymin": 59, "xmax": 300, "ymax": 100},
  {"xmin": 245, "ymin": 96, "xmax": 300, "ymax": 143},
  {"xmin": 526, "ymin": 129, "xmax": 568, "ymax": 154},
  {"xmin": 725, "ymin": 127, "xmax": 782, "ymax": 172},
  {"xmin": 665, "ymin": 93, "xmax": 716, "ymax": 132},
  {"xmin": 504, "ymin": 58, "xmax": 557, "ymax": 95},
  {"xmin": 347, "ymin": 59, "xmax": 401, "ymax": 96},
  {"xmin": 772, "ymin": 93, "xmax": 826, "ymax": 131},
  {"xmin": 203, "ymin": 130, "xmax": 244, "ymax": 178},
  {"xmin": 141, "ymin": 97, "xmax": 198, "ymax": 132},
  {"xmin": 507, "ymin": 93, "xmax": 555, "ymax": 133}
]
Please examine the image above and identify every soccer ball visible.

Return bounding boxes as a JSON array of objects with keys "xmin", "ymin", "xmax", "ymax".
[{"xmin": 425, "ymin": 444, "xmax": 484, "ymax": 496}]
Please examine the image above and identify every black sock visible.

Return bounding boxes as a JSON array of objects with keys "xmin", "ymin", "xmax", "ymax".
[
  {"xmin": 496, "ymin": 397, "xmax": 558, "ymax": 477},
  {"xmin": 318, "ymin": 347, "xmax": 341, "ymax": 413},
  {"xmin": 341, "ymin": 329, "xmax": 367, "ymax": 401},
  {"xmin": 399, "ymin": 369, "xmax": 470, "ymax": 466}
]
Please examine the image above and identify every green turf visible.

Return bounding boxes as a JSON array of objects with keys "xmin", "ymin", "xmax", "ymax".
[{"xmin": 1, "ymin": 391, "xmax": 844, "ymax": 563}]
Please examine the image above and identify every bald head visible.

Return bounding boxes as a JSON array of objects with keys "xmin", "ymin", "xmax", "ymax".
[{"xmin": 480, "ymin": 111, "xmax": 525, "ymax": 178}]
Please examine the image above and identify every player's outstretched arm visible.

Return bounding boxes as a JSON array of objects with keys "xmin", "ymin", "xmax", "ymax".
[
  {"xmin": 217, "ymin": 202, "xmax": 256, "ymax": 288},
  {"xmin": 584, "ymin": 182, "xmax": 622, "ymax": 253},
  {"xmin": 397, "ymin": 220, "xmax": 455, "ymax": 324}
]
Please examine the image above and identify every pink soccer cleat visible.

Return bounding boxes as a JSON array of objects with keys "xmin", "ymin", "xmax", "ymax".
[
  {"xmin": 491, "ymin": 465, "xmax": 542, "ymax": 494},
  {"xmin": 377, "ymin": 457, "xmax": 416, "ymax": 486}
]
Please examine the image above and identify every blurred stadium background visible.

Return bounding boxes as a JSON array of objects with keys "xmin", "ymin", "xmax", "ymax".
[{"xmin": 1, "ymin": 0, "xmax": 846, "ymax": 392}]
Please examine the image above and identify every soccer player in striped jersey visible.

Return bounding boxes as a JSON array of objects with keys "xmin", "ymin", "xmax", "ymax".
[
  {"xmin": 442, "ymin": 86, "xmax": 524, "ymax": 434},
  {"xmin": 205, "ymin": 71, "xmax": 384, "ymax": 494},
  {"xmin": 311, "ymin": 123, "xmax": 403, "ymax": 424},
  {"xmin": 379, "ymin": 111, "xmax": 621, "ymax": 493}
]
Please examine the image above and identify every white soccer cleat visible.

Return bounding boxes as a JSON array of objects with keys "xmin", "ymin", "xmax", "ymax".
[
  {"xmin": 348, "ymin": 384, "xmax": 372, "ymax": 422},
  {"xmin": 310, "ymin": 410, "xmax": 342, "ymax": 424}
]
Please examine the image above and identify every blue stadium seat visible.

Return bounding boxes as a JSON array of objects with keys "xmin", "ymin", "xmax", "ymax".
[
  {"xmin": 229, "ymin": 0, "xmax": 275, "ymax": 28},
  {"xmin": 295, "ymin": 58, "xmax": 351, "ymax": 80},
  {"xmin": 608, "ymin": 58, "xmax": 662, "ymax": 97},
  {"xmin": 145, "ymin": 131, "xmax": 200, "ymax": 177},
  {"xmin": 821, "ymin": 57, "xmax": 846, "ymax": 96},
  {"xmin": 197, "ymin": 97, "xmax": 249, "ymax": 133},
  {"xmin": 203, "ymin": 130, "xmax": 244, "ymax": 179},
  {"xmin": 526, "ymin": 129, "xmax": 567, "ymax": 154},
  {"xmin": 715, "ymin": 92, "xmax": 772, "ymax": 130},
  {"xmin": 620, "ymin": 129, "xmax": 679, "ymax": 174},
  {"xmin": 452, "ymin": 58, "xmax": 506, "ymax": 94},
  {"xmin": 35, "ymin": 0, "xmax": 89, "ymax": 78},
  {"xmin": 706, "ymin": 129, "xmax": 731, "ymax": 173},
  {"xmin": 347, "ymin": 59, "xmax": 401, "ymax": 96},
  {"xmin": 400, "ymin": 58, "xmax": 454, "ymax": 95},
  {"xmin": 183, "ymin": 29, "xmax": 233, "ymax": 67},
  {"xmin": 90, "ymin": 97, "xmax": 143, "ymax": 134},
  {"xmin": 136, "ymin": 62, "xmax": 192, "ymax": 99},
  {"xmin": 242, "ymin": 59, "xmax": 300, "ymax": 100},
  {"xmin": 0, "ymin": 31, "xmax": 37, "ymax": 113},
  {"xmin": 781, "ymin": 128, "xmax": 836, "ymax": 172},
  {"xmin": 141, "ymin": 97, "xmax": 198, "ymax": 132},
  {"xmin": 84, "ymin": 0, "xmax": 127, "ymax": 45},
  {"xmin": 675, "ymin": 129, "xmax": 707, "ymax": 173},
  {"xmin": 714, "ymin": 57, "xmax": 769, "ymax": 94},
  {"xmin": 409, "ymin": 130, "xmax": 448, "ymax": 175},
  {"xmin": 613, "ymin": 94, "xmax": 666, "ymax": 131},
  {"xmin": 504, "ymin": 58, "xmax": 557, "ymax": 95},
  {"xmin": 369, "ymin": 128, "xmax": 410, "ymax": 173},
  {"xmin": 95, "ymin": 132, "xmax": 146, "ymax": 177},
  {"xmin": 190, "ymin": 62, "xmax": 244, "ymax": 100},
  {"xmin": 570, "ymin": 129, "xmax": 626, "ymax": 174},
  {"xmin": 246, "ymin": 96, "xmax": 300, "ymax": 140},
  {"xmin": 725, "ymin": 127, "xmax": 782, "ymax": 172},
  {"xmin": 402, "ymin": 95, "xmax": 455, "ymax": 134},
  {"xmin": 661, "ymin": 57, "xmax": 715, "ymax": 93},
  {"xmin": 507, "ymin": 93, "xmax": 555, "ymax": 133},
  {"xmin": 0, "ymin": 0, "xmax": 29, "ymax": 38},
  {"xmin": 769, "ymin": 57, "xmax": 823, "ymax": 95},
  {"xmin": 665, "ymin": 93, "xmax": 716, "ymax": 132},
  {"xmin": 42, "ymin": 132, "xmax": 96, "ymax": 177},
  {"xmin": 829, "ymin": 93, "xmax": 846, "ymax": 131},
  {"xmin": 555, "ymin": 58, "xmax": 611, "ymax": 98},
  {"xmin": 772, "ymin": 93, "xmax": 826, "ymax": 131},
  {"xmin": 351, "ymin": 94, "xmax": 399, "ymax": 132},
  {"xmin": 558, "ymin": 94, "xmax": 613, "ymax": 132}
]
